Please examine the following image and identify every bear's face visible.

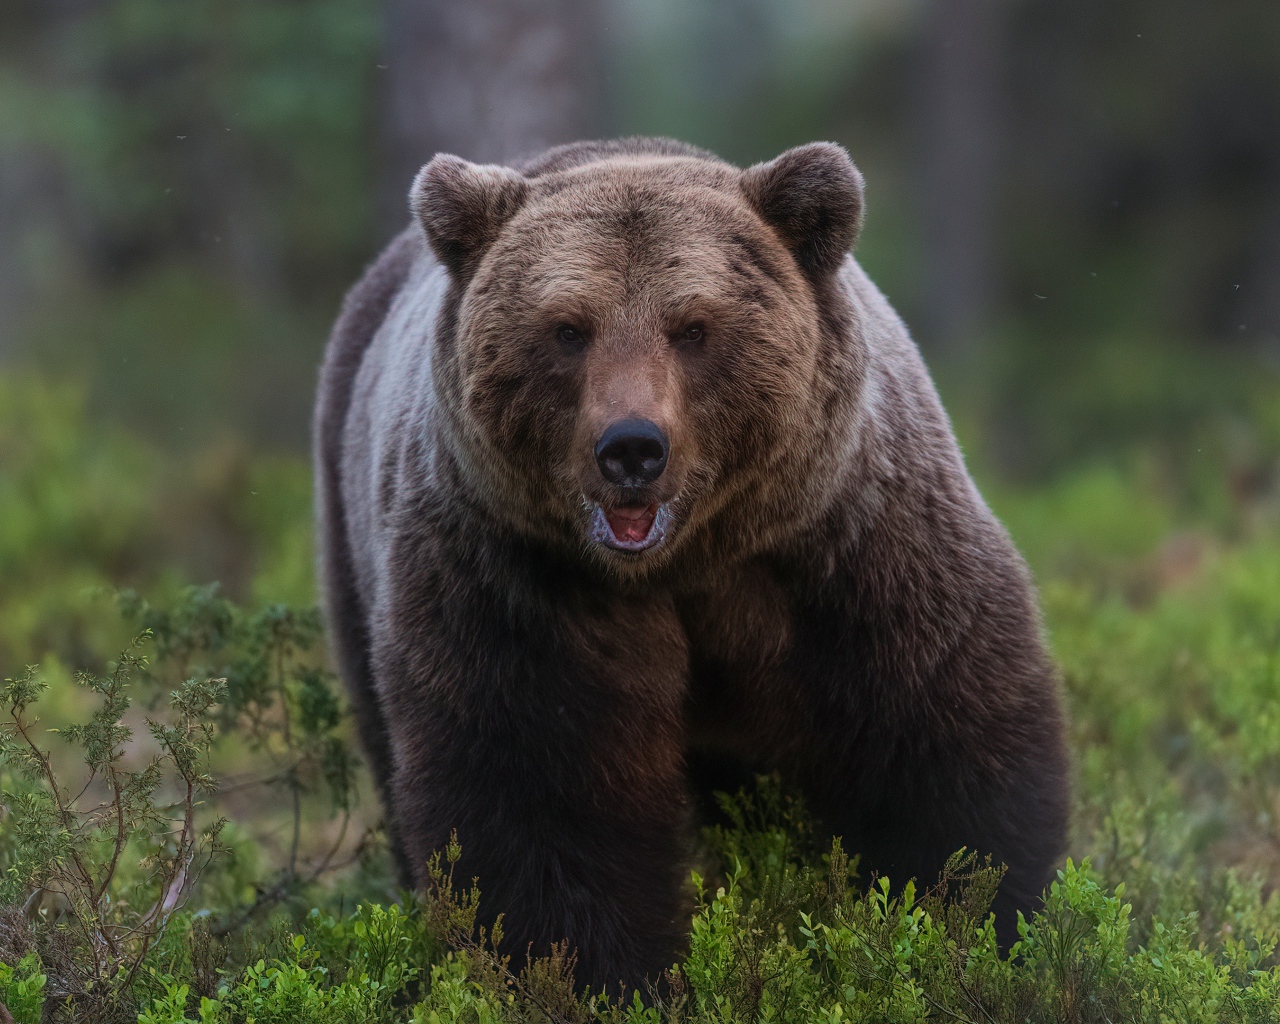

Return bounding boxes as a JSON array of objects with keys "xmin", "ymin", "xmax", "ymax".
[{"xmin": 414, "ymin": 144, "xmax": 864, "ymax": 576}]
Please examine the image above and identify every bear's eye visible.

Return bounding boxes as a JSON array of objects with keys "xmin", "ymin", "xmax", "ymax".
[
  {"xmin": 675, "ymin": 323, "xmax": 705, "ymax": 346},
  {"xmin": 557, "ymin": 324, "xmax": 587, "ymax": 350}
]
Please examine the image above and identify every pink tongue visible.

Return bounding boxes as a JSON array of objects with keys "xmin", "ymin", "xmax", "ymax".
[{"xmin": 606, "ymin": 504, "xmax": 656, "ymax": 543}]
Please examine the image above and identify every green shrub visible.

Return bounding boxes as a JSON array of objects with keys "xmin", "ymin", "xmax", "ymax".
[
  {"xmin": 9, "ymin": 585, "xmax": 1280, "ymax": 1021},
  {"xmin": 0, "ymin": 581, "xmax": 365, "ymax": 1020},
  {"xmin": 0, "ymin": 373, "xmax": 316, "ymax": 677},
  {"xmin": 0, "ymin": 953, "xmax": 46, "ymax": 1024}
]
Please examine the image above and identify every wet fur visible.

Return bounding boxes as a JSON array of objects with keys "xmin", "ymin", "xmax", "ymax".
[{"xmin": 314, "ymin": 137, "xmax": 1069, "ymax": 994}]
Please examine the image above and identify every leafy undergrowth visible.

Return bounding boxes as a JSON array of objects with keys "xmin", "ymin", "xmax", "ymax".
[
  {"xmin": 7, "ymin": 368, "xmax": 1280, "ymax": 1020},
  {"xmin": 3, "ymin": 548, "xmax": 1280, "ymax": 1021},
  {"xmin": 9, "ymin": 712, "xmax": 1280, "ymax": 1024}
]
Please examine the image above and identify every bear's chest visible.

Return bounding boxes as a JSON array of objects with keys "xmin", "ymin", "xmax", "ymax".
[{"xmin": 675, "ymin": 564, "xmax": 805, "ymax": 758}]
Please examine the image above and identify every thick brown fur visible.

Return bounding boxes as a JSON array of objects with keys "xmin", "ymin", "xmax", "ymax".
[{"xmin": 314, "ymin": 137, "xmax": 1069, "ymax": 994}]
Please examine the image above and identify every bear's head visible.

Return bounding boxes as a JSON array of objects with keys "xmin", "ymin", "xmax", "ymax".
[{"xmin": 412, "ymin": 139, "xmax": 865, "ymax": 577}]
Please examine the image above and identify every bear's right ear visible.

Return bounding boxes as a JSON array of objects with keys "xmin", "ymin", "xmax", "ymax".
[
  {"xmin": 410, "ymin": 154, "xmax": 529, "ymax": 281},
  {"xmin": 740, "ymin": 142, "xmax": 864, "ymax": 281}
]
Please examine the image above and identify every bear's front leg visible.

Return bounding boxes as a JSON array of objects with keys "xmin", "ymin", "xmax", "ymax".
[
  {"xmin": 370, "ymin": 525, "xmax": 692, "ymax": 995},
  {"xmin": 789, "ymin": 566, "xmax": 1070, "ymax": 950}
]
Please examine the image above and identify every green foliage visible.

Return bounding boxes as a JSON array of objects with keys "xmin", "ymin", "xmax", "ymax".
[
  {"xmin": 114, "ymin": 584, "xmax": 367, "ymax": 931},
  {"xmin": 0, "ymin": 634, "xmax": 226, "ymax": 1019},
  {"xmin": 966, "ymin": 333, "xmax": 1280, "ymax": 485},
  {"xmin": 0, "ymin": 374, "xmax": 155, "ymax": 669},
  {"xmin": 410, "ymin": 956, "xmax": 507, "ymax": 1024},
  {"xmin": 0, "ymin": 372, "xmax": 316, "ymax": 677},
  {"xmin": 4, "ymin": 0, "xmax": 379, "ymax": 443},
  {"xmin": 135, "ymin": 979, "xmax": 221, "ymax": 1024},
  {"xmin": 0, "ymin": 953, "xmax": 46, "ymax": 1024},
  {"xmin": 111, "ymin": 809, "xmax": 1280, "ymax": 1023},
  {"xmin": 9, "ymin": 372, "xmax": 1280, "ymax": 1020},
  {"xmin": 0, "ymin": 539, "xmax": 364, "ymax": 1019}
]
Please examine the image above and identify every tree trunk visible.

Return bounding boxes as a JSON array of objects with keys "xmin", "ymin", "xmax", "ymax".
[
  {"xmin": 0, "ymin": 1, "xmax": 87, "ymax": 359},
  {"xmin": 0, "ymin": 151, "xmax": 37, "ymax": 359},
  {"xmin": 378, "ymin": 0, "xmax": 604, "ymax": 235},
  {"xmin": 917, "ymin": 0, "xmax": 1006, "ymax": 352}
]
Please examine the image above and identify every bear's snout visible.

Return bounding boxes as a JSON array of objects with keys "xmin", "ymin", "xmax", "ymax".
[{"xmin": 594, "ymin": 418, "xmax": 669, "ymax": 487}]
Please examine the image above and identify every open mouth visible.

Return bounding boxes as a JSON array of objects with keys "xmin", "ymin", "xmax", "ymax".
[{"xmin": 588, "ymin": 502, "xmax": 670, "ymax": 552}]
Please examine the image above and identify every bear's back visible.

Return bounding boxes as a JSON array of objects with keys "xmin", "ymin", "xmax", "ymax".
[{"xmin": 336, "ymin": 230, "xmax": 454, "ymax": 611}]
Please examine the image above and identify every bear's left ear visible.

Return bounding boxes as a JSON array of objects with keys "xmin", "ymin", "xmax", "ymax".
[
  {"xmin": 410, "ymin": 154, "xmax": 530, "ymax": 281},
  {"xmin": 740, "ymin": 142, "xmax": 864, "ymax": 280}
]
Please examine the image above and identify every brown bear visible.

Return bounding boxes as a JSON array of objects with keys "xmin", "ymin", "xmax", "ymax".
[{"xmin": 314, "ymin": 137, "xmax": 1069, "ymax": 994}]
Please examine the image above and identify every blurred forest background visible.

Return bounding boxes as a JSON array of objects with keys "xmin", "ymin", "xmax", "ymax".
[
  {"xmin": 4, "ymin": 0, "xmax": 1279, "ymax": 462},
  {"xmin": 7, "ymin": 2, "xmax": 1280, "ymax": 1015}
]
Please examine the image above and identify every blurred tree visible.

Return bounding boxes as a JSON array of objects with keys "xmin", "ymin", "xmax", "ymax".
[
  {"xmin": 0, "ymin": 0, "xmax": 380, "ymax": 445},
  {"xmin": 916, "ymin": 0, "xmax": 1005, "ymax": 352},
  {"xmin": 976, "ymin": 0, "xmax": 1280, "ymax": 477},
  {"xmin": 0, "ymin": 0, "xmax": 87, "ymax": 358},
  {"xmin": 1001, "ymin": 0, "xmax": 1280, "ymax": 344},
  {"xmin": 379, "ymin": 0, "xmax": 605, "ymax": 234},
  {"xmin": 4, "ymin": 0, "xmax": 1280, "ymax": 471}
]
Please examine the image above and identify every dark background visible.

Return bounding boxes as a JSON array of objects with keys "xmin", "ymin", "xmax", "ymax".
[{"xmin": 4, "ymin": 0, "xmax": 1278, "ymax": 471}]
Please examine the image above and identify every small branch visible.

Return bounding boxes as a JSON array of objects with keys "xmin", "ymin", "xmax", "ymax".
[
  {"xmin": 208, "ymin": 814, "xmax": 367, "ymax": 938},
  {"xmin": 9, "ymin": 710, "xmax": 100, "ymax": 902},
  {"xmin": 288, "ymin": 776, "xmax": 302, "ymax": 878},
  {"xmin": 92, "ymin": 772, "xmax": 127, "ymax": 908}
]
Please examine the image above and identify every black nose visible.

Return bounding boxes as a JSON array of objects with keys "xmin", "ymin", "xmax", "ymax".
[{"xmin": 595, "ymin": 418, "xmax": 669, "ymax": 486}]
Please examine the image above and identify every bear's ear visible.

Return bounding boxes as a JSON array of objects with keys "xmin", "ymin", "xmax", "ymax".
[
  {"xmin": 740, "ymin": 142, "xmax": 864, "ymax": 280},
  {"xmin": 410, "ymin": 154, "xmax": 529, "ymax": 280}
]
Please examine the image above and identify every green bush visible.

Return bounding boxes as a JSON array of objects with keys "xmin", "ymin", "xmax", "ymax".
[
  {"xmin": 0, "ymin": 373, "xmax": 316, "ymax": 675},
  {"xmin": 0, "ymin": 954, "xmax": 46, "ymax": 1024}
]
